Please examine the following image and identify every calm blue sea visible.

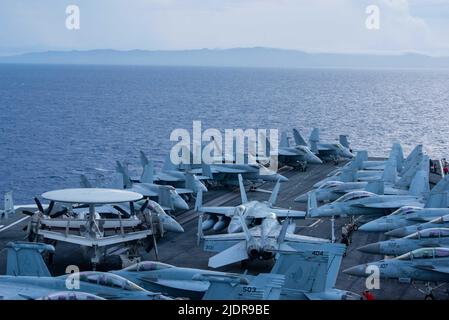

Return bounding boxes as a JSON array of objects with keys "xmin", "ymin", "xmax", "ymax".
[{"xmin": 1, "ymin": 64, "xmax": 448, "ymax": 203}]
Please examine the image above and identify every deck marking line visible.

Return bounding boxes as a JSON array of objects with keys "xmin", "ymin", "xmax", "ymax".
[{"xmin": 0, "ymin": 216, "xmax": 30, "ymax": 233}]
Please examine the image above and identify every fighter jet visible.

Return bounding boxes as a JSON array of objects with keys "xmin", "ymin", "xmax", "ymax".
[
  {"xmin": 115, "ymin": 161, "xmax": 189, "ymax": 211},
  {"xmin": 270, "ymin": 130, "xmax": 322, "ymax": 170},
  {"xmin": 138, "ymin": 151, "xmax": 208, "ymax": 197},
  {"xmin": 358, "ymin": 228, "xmax": 449, "ymax": 256},
  {"xmin": 359, "ymin": 196, "xmax": 449, "ymax": 233},
  {"xmin": 307, "ymin": 128, "xmax": 354, "ymax": 163},
  {"xmin": 344, "ymin": 247, "xmax": 449, "ymax": 299},
  {"xmin": 197, "ymin": 174, "xmax": 305, "ymax": 233},
  {"xmin": 295, "ymin": 154, "xmax": 413, "ymax": 203},
  {"xmin": 356, "ymin": 143, "xmax": 404, "ymax": 171},
  {"xmin": 113, "ymin": 244, "xmax": 360, "ymax": 300},
  {"xmin": 358, "ymin": 178, "xmax": 449, "ymax": 232},
  {"xmin": 308, "ymin": 166, "xmax": 433, "ymax": 218},
  {"xmin": 0, "ymin": 242, "xmax": 170, "ymax": 300},
  {"xmin": 312, "ymin": 144, "xmax": 423, "ymax": 189},
  {"xmin": 386, "ymin": 214, "xmax": 449, "ymax": 238},
  {"xmin": 200, "ymin": 209, "xmax": 328, "ymax": 268}
]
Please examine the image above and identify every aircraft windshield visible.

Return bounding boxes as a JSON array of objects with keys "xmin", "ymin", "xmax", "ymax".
[
  {"xmin": 435, "ymin": 248, "xmax": 449, "ymax": 258},
  {"xmin": 123, "ymin": 261, "xmax": 173, "ymax": 272},
  {"xmin": 390, "ymin": 207, "xmax": 420, "ymax": 216},
  {"xmin": 335, "ymin": 191, "xmax": 373, "ymax": 203},
  {"xmin": 406, "ymin": 228, "xmax": 441, "ymax": 239},
  {"xmin": 79, "ymin": 272, "xmax": 146, "ymax": 291},
  {"xmin": 318, "ymin": 181, "xmax": 342, "ymax": 190},
  {"xmin": 411, "ymin": 248, "xmax": 434, "ymax": 259}
]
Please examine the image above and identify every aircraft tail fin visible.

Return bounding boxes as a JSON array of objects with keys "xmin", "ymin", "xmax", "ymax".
[
  {"xmin": 354, "ymin": 151, "xmax": 368, "ymax": 169},
  {"xmin": 79, "ymin": 174, "xmax": 93, "ymax": 188},
  {"xmin": 201, "ymin": 273, "xmax": 284, "ymax": 300},
  {"xmin": 271, "ymin": 243, "xmax": 345, "ymax": 295},
  {"xmin": 162, "ymin": 153, "xmax": 177, "ymax": 171},
  {"xmin": 2, "ymin": 192, "xmax": 14, "ymax": 217},
  {"xmin": 279, "ymin": 131, "xmax": 290, "ymax": 148},
  {"xmin": 202, "ymin": 163, "xmax": 212, "ymax": 179},
  {"xmin": 238, "ymin": 174, "xmax": 248, "ymax": 204},
  {"xmin": 364, "ymin": 180, "xmax": 384, "ymax": 195},
  {"xmin": 141, "ymin": 162, "xmax": 154, "ymax": 184},
  {"xmin": 115, "ymin": 161, "xmax": 132, "ymax": 188},
  {"xmin": 425, "ymin": 192, "xmax": 448, "ymax": 208},
  {"xmin": 293, "ymin": 128, "xmax": 308, "ymax": 146},
  {"xmin": 339, "ymin": 135, "xmax": 350, "ymax": 149},
  {"xmin": 6, "ymin": 242, "xmax": 54, "ymax": 277},
  {"xmin": 408, "ymin": 170, "xmax": 430, "ymax": 197},
  {"xmin": 309, "ymin": 128, "xmax": 320, "ymax": 153},
  {"xmin": 139, "ymin": 150, "xmax": 149, "ymax": 167},
  {"xmin": 382, "ymin": 156, "xmax": 397, "ymax": 184},
  {"xmin": 268, "ymin": 179, "xmax": 282, "ymax": 206}
]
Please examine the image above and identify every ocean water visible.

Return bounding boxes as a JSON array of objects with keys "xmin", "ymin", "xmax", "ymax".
[{"xmin": 0, "ymin": 64, "xmax": 448, "ymax": 203}]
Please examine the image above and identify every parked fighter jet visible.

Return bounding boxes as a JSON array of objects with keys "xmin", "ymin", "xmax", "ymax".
[
  {"xmin": 359, "ymin": 196, "xmax": 449, "ymax": 233},
  {"xmin": 359, "ymin": 228, "xmax": 449, "ymax": 256},
  {"xmin": 295, "ymin": 154, "xmax": 412, "ymax": 203},
  {"xmin": 344, "ymin": 247, "xmax": 449, "ymax": 299},
  {"xmin": 356, "ymin": 143, "xmax": 404, "ymax": 171},
  {"xmin": 200, "ymin": 209, "xmax": 328, "ymax": 268},
  {"xmin": 115, "ymin": 161, "xmax": 189, "ymax": 211},
  {"xmin": 197, "ymin": 174, "xmax": 305, "ymax": 233},
  {"xmin": 138, "ymin": 151, "xmax": 208, "ymax": 196},
  {"xmin": 313, "ymin": 144, "xmax": 423, "ymax": 189},
  {"xmin": 387, "ymin": 214, "xmax": 449, "ymax": 238},
  {"xmin": 0, "ymin": 242, "xmax": 170, "ymax": 300},
  {"xmin": 113, "ymin": 244, "xmax": 360, "ymax": 300},
  {"xmin": 307, "ymin": 128, "xmax": 354, "ymax": 162},
  {"xmin": 308, "ymin": 167, "xmax": 433, "ymax": 218},
  {"xmin": 271, "ymin": 130, "xmax": 322, "ymax": 170}
]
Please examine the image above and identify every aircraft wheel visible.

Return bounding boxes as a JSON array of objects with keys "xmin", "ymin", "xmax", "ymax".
[
  {"xmin": 425, "ymin": 294, "xmax": 435, "ymax": 300},
  {"xmin": 353, "ymin": 224, "xmax": 359, "ymax": 231}
]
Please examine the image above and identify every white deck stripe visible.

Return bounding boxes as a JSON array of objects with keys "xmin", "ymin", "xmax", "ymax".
[
  {"xmin": 0, "ymin": 216, "xmax": 29, "ymax": 233},
  {"xmin": 309, "ymin": 219, "xmax": 322, "ymax": 228}
]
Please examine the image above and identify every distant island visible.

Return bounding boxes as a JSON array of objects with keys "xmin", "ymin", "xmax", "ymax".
[{"xmin": 1, "ymin": 47, "xmax": 449, "ymax": 69}]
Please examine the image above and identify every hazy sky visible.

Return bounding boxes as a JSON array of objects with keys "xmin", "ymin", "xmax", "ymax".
[{"xmin": 1, "ymin": 0, "xmax": 449, "ymax": 56}]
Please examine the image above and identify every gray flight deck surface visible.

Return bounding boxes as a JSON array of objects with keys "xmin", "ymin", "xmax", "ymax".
[{"xmin": 0, "ymin": 160, "xmax": 446, "ymax": 300}]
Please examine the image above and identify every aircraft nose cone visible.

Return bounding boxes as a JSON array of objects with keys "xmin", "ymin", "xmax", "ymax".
[
  {"xmin": 174, "ymin": 197, "xmax": 189, "ymax": 210},
  {"xmin": 385, "ymin": 228, "xmax": 407, "ymax": 238},
  {"xmin": 358, "ymin": 242, "xmax": 381, "ymax": 254},
  {"xmin": 295, "ymin": 193, "xmax": 308, "ymax": 203},
  {"xmin": 163, "ymin": 217, "xmax": 185, "ymax": 233},
  {"xmin": 307, "ymin": 153, "xmax": 323, "ymax": 164},
  {"xmin": 343, "ymin": 264, "xmax": 367, "ymax": 277},
  {"xmin": 358, "ymin": 221, "xmax": 379, "ymax": 232}
]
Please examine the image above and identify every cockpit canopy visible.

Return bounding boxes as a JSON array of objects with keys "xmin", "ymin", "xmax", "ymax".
[
  {"xmin": 405, "ymin": 228, "xmax": 449, "ymax": 239},
  {"xmin": 122, "ymin": 261, "xmax": 173, "ymax": 272},
  {"xmin": 39, "ymin": 292, "xmax": 105, "ymax": 300},
  {"xmin": 78, "ymin": 272, "xmax": 145, "ymax": 291},
  {"xmin": 396, "ymin": 247, "xmax": 449, "ymax": 260},
  {"xmin": 390, "ymin": 206, "xmax": 421, "ymax": 216},
  {"xmin": 317, "ymin": 181, "xmax": 344, "ymax": 190},
  {"xmin": 335, "ymin": 191, "xmax": 374, "ymax": 203}
]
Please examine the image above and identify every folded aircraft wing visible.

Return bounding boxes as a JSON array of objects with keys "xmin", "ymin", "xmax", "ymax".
[
  {"xmin": 199, "ymin": 206, "xmax": 236, "ymax": 216},
  {"xmin": 284, "ymin": 234, "xmax": 330, "ymax": 244},
  {"xmin": 155, "ymin": 172, "xmax": 182, "ymax": 182},
  {"xmin": 271, "ymin": 208, "xmax": 306, "ymax": 219}
]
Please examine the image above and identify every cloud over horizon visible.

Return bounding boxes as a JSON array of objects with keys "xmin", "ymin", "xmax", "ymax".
[{"xmin": 0, "ymin": 0, "xmax": 449, "ymax": 56}]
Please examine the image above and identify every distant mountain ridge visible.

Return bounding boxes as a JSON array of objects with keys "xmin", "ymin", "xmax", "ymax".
[{"xmin": 1, "ymin": 47, "xmax": 449, "ymax": 68}]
